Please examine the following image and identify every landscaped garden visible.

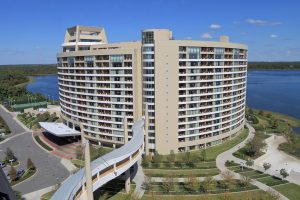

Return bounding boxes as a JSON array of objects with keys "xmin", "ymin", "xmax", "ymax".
[
  {"xmin": 142, "ymin": 128, "xmax": 248, "ymax": 178},
  {"xmin": 17, "ymin": 111, "xmax": 60, "ymax": 130},
  {"xmin": 245, "ymin": 108, "xmax": 300, "ymax": 159}
]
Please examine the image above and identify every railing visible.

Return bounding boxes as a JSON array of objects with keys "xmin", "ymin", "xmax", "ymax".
[{"xmin": 51, "ymin": 119, "xmax": 145, "ymax": 200}]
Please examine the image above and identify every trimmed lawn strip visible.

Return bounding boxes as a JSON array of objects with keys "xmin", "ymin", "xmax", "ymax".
[
  {"xmin": 34, "ymin": 135, "xmax": 53, "ymax": 151},
  {"xmin": 71, "ymin": 159, "xmax": 84, "ymax": 168},
  {"xmin": 144, "ymin": 161, "xmax": 217, "ymax": 170},
  {"xmin": 144, "ymin": 168, "xmax": 219, "ymax": 177},
  {"xmin": 273, "ymin": 183, "xmax": 300, "ymax": 200},
  {"xmin": 11, "ymin": 169, "xmax": 36, "ymax": 186},
  {"xmin": 256, "ymin": 176, "xmax": 288, "ymax": 186},
  {"xmin": 142, "ymin": 189, "xmax": 265, "ymax": 200}
]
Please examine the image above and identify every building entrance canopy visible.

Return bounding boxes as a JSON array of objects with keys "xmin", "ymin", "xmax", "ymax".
[{"xmin": 39, "ymin": 122, "xmax": 80, "ymax": 137}]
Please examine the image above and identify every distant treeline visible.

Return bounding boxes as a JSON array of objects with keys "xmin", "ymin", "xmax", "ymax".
[
  {"xmin": 0, "ymin": 65, "xmax": 56, "ymax": 103},
  {"xmin": 0, "ymin": 64, "xmax": 57, "ymax": 76},
  {"xmin": 248, "ymin": 62, "xmax": 300, "ymax": 70}
]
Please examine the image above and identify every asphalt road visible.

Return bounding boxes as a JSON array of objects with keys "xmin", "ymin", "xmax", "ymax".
[{"xmin": 0, "ymin": 106, "xmax": 69, "ymax": 195}]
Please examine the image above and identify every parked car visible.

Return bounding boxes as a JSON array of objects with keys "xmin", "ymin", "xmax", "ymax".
[
  {"xmin": 16, "ymin": 169, "xmax": 25, "ymax": 178},
  {"xmin": 0, "ymin": 162, "xmax": 6, "ymax": 168}
]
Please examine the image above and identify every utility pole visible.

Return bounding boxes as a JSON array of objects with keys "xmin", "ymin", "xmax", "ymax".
[{"xmin": 80, "ymin": 124, "xmax": 94, "ymax": 200}]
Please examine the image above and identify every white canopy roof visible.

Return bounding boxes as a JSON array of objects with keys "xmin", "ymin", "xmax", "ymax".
[{"xmin": 39, "ymin": 122, "xmax": 80, "ymax": 137}]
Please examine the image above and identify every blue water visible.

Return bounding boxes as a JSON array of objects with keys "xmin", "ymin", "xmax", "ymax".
[
  {"xmin": 246, "ymin": 70, "xmax": 300, "ymax": 120},
  {"xmin": 26, "ymin": 75, "xmax": 59, "ymax": 100},
  {"xmin": 27, "ymin": 71, "xmax": 300, "ymax": 120}
]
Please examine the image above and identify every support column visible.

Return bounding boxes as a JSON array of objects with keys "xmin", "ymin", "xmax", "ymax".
[
  {"xmin": 144, "ymin": 104, "xmax": 149, "ymax": 155},
  {"xmin": 80, "ymin": 124, "xmax": 94, "ymax": 200},
  {"xmin": 124, "ymin": 169, "xmax": 131, "ymax": 194},
  {"xmin": 123, "ymin": 116, "xmax": 128, "ymax": 144}
]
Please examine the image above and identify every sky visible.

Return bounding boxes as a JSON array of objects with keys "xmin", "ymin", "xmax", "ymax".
[{"xmin": 0, "ymin": 0, "xmax": 299, "ymax": 64}]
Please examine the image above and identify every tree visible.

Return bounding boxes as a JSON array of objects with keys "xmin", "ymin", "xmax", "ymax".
[
  {"xmin": 186, "ymin": 175, "xmax": 199, "ymax": 191},
  {"xmin": 5, "ymin": 147, "xmax": 16, "ymax": 162},
  {"xmin": 201, "ymin": 149, "xmax": 207, "ymax": 161},
  {"xmin": 142, "ymin": 158, "xmax": 149, "ymax": 168},
  {"xmin": 152, "ymin": 151, "xmax": 162, "ymax": 164},
  {"xmin": 27, "ymin": 158, "xmax": 35, "ymax": 170},
  {"xmin": 244, "ymin": 135, "xmax": 266, "ymax": 157},
  {"xmin": 280, "ymin": 168, "xmax": 289, "ymax": 179},
  {"xmin": 161, "ymin": 176, "xmax": 174, "ymax": 193},
  {"xmin": 239, "ymin": 174, "xmax": 251, "ymax": 187},
  {"xmin": 142, "ymin": 176, "xmax": 153, "ymax": 191},
  {"xmin": 246, "ymin": 159, "xmax": 254, "ymax": 167},
  {"xmin": 258, "ymin": 110, "xmax": 264, "ymax": 116},
  {"xmin": 9, "ymin": 166, "xmax": 17, "ymax": 181},
  {"xmin": 263, "ymin": 162, "xmax": 271, "ymax": 171},
  {"xmin": 203, "ymin": 176, "xmax": 214, "ymax": 193},
  {"xmin": 167, "ymin": 150, "xmax": 175, "ymax": 163},
  {"xmin": 249, "ymin": 108, "xmax": 254, "ymax": 115},
  {"xmin": 220, "ymin": 170, "xmax": 235, "ymax": 190}
]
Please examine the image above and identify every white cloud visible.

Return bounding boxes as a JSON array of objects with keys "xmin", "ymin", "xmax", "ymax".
[
  {"xmin": 270, "ymin": 34, "xmax": 278, "ymax": 38},
  {"xmin": 246, "ymin": 19, "xmax": 282, "ymax": 26},
  {"xmin": 201, "ymin": 33, "xmax": 212, "ymax": 39},
  {"xmin": 185, "ymin": 36, "xmax": 192, "ymax": 40},
  {"xmin": 210, "ymin": 24, "xmax": 221, "ymax": 29}
]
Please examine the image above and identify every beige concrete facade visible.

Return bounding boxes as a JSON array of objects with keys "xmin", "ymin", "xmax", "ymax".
[{"xmin": 57, "ymin": 26, "xmax": 248, "ymax": 155}]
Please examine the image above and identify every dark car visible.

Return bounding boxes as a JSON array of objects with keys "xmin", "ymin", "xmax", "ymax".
[{"xmin": 16, "ymin": 169, "xmax": 25, "ymax": 178}]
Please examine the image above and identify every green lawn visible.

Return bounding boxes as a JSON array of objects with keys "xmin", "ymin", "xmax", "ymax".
[
  {"xmin": 144, "ymin": 161, "xmax": 216, "ymax": 170},
  {"xmin": 34, "ymin": 136, "xmax": 53, "ymax": 151},
  {"xmin": 273, "ymin": 183, "xmax": 300, "ymax": 200},
  {"xmin": 256, "ymin": 176, "xmax": 288, "ymax": 186},
  {"xmin": 144, "ymin": 168, "xmax": 220, "ymax": 177},
  {"xmin": 141, "ymin": 190, "xmax": 268, "ymax": 200},
  {"xmin": 11, "ymin": 169, "xmax": 36, "ymax": 186}
]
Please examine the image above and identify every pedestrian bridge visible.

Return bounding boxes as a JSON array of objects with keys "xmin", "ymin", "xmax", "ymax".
[{"xmin": 51, "ymin": 119, "xmax": 145, "ymax": 200}]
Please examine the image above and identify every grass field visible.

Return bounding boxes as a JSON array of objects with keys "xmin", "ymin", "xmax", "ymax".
[
  {"xmin": 273, "ymin": 183, "xmax": 300, "ymax": 200},
  {"xmin": 141, "ymin": 190, "xmax": 269, "ymax": 200},
  {"xmin": 144, "ymin": 168, "xmax": 220, "ymax": 177}
]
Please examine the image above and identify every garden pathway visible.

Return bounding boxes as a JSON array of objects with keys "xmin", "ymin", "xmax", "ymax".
[{"xmin": 216, "ymin": 123, "xmax": 289, "ymax": 200}]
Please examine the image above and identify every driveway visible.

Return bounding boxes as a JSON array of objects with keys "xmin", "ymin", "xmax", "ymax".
[{"xmin": 0, "ymin": 105, "xmax": 69, "ymax": 195}]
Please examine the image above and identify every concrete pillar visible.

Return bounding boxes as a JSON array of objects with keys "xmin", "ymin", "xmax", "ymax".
[
  {"xmin": 144, "ymin": 104, "xmax": 149, "ymax": 155},
  {"xmin": 80, "ymin": 123, "xmax": 94, "ymax": 200},
  {"xmin": 123, "ymin": 116, "xmax": 128, "ymax": 144},
  {"xmin": 124, "ymin": 169, "xmax": 131, "ymax": 194}
]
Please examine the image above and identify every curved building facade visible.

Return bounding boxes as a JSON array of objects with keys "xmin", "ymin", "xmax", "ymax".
[{"xmin": 57, "ymin": 26, "xmax": 247, "ymax": 155}]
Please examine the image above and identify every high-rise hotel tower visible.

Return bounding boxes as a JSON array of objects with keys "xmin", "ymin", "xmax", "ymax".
[{"xmin": 57, "ymin": 26, "xmax": 247, "ymax": 155}]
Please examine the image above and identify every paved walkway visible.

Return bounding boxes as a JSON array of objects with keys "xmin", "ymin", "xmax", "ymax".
[
  {"xmin": 132, "ymin": 159, "xmax": 146, "ymax": 198},
  {"xmin": 0, "ymin": 105, "xmax": 69, "ymax": 196},
  {"xmin": 216, "ymin": 123, "xmax": 289, "ymax": 200},
  {"xmin": 255, "ymin": 134, "xmax": 300, "ymax": 185}
]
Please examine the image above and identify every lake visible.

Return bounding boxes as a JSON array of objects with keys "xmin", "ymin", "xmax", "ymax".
[
  {"xmin": 26, "ymin": 75, "xmax": 59, "ymax": 101},
  {"xmin": 27, "ymin": 70, "xmax": 300, "ymax": 120}
]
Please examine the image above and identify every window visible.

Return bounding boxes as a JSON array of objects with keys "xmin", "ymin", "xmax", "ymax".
[
  {"xmin": 142, "ymin": 47, "xmax": 154, "ymax": 52},
  {"xmin": 188, "ymin": 47, "xmax": 200, "ymax": 59},
  {"xmin": 142, "ymin": 32, "xmax": 154, "ymax": 44},
  {"xmin": 67, "ymin": 57, "xmax": 74, "ymax": 67},
  {"xmin": 215, "ymin": 48, "xmax": 224, "ymax": 59},
  {"xmin": 143, "ymin": 54, "xmax": 154, "ymax": 59},
  {"xmin": 110, "ymin": 55, "xmax": 123, "ymax": 62}
]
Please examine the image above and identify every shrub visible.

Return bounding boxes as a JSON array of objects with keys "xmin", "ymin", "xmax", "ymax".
[
  {"xmin": 263, "ymin": 162, "xmax": 271, "ymax": 171},
  {"xmin": 27, "ymin": 158, "xmax": 35, "ymax": 170},
  {"xmin": 280, "ymin": 168, "xmax": 289, "ymax": 179},
  {"xmin": 5, "ymin": 148, "xmax": 17, "ymax": 162}
]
